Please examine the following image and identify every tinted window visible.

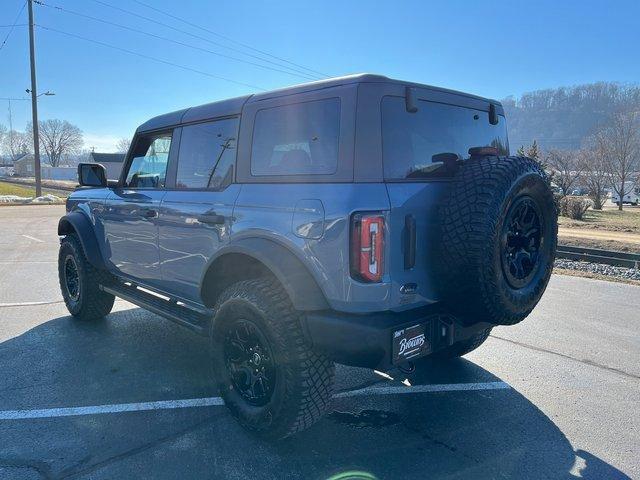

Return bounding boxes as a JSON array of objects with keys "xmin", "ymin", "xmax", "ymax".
[
  {"xmin": 251, "ymin": 98, "xmax": 340, "ymax": 176},
  {"xmin": 382, "ymin": 97, "xmax": 509, "ymax": 180},
  {"xmin": 124, "ymin": 134, "xmax": 172, "ymax": 188},
  {"xmin": 176, "ymin": 118, "xmax": 238, "ymax": 189}
]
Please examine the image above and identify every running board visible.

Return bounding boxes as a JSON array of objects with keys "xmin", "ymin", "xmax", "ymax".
[{"xmin": 101, "ymin": 282, "xmax": 211, "ymax": 335}]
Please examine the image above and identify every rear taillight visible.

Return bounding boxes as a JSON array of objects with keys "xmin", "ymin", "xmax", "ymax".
[{"xmin": 350, "ymin": 213, "xmax": 385, "ymax": 282}]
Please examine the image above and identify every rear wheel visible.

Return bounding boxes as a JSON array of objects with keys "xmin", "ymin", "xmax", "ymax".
[
  {"xmin": 412, "ymin": 328, "xmax": 492, "ymax": 367},
  {"xmin": 58, "ymin": 234, "xmax": 115, "ymax": 320},
  {"xmin": 432, "ymin": 328, "xmax": 492, "ymax": 359},
  {"xmin": 210, "ymin": 278, "xmax": 335, "ymax": 439}
]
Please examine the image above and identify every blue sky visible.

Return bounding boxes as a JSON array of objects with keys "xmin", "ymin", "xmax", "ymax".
[{"xmin": 1, "ymin": 0, "xmax": 639, "ymax": 151}]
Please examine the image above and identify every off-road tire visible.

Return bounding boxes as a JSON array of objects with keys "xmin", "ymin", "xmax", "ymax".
[
  {"xmin": 210, "ymin": 278, "xmax": 335, "ymax": 439},
  {"xmin": 440, "ymin": 155, "xmax": 557, "ymax": 326},
  {"xmin": 58, "ymin": 234, "xmax": 115, "ymax": 320}
]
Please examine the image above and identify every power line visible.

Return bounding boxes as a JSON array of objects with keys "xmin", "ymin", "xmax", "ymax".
[
  {"xmin": 0, "ymin": 1, "xmax": 26, "ymax": 53},
  {"xmin": 36, "ymin": 1, "xmax": 318, "ymax": 81},
  {"xmin": 37, "ymin": 24, "xmax": 266, "ymax": 91},
  {"xmin": 131, "ymin": 0, "xmax": 329, "ymax": 79},
  {"xmin": 88, "ymin": 0, "xmax": 325, "ymax": 81}
]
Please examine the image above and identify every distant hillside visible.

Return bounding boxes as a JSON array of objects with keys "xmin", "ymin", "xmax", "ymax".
[{"xmin": 502, "ymin": 82, "xmax": 640, "ymax": 151}]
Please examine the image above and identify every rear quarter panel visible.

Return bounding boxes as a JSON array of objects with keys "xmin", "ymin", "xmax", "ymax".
[{"xmin": 233, "ymin": 183, "xmax": 391, "ymax": 313}]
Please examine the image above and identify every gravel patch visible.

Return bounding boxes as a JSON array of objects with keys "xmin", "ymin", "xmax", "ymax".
[{"xmin": 555, "ymin": 259, "xmax": 640, "ymax": 281}]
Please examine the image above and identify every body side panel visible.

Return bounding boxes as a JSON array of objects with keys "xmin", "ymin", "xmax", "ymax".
[
  {"xmin": 59, "ymin": 189, "xmax": 111, "ymax": 270},
  {"xmin": 233, "ymin": 183, "xmax": 391, "ymax": 313},
  {"xmin": 158, "ymin": 185, "xmax": 242, "ymax": 301}
]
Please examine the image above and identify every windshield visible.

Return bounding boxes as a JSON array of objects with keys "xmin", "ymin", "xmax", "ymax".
[{"xmin": 382, "ymin": 96, "xmax": 509, "ymax": 180}]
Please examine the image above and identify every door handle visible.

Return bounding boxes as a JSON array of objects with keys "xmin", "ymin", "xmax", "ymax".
[
  {"xmin": 142, "ymin": 208, "xmax": 158, "ymax": 218},
  {"xmin": 197, "ymin": 213, "xmax": 225, "ymax": 225}
]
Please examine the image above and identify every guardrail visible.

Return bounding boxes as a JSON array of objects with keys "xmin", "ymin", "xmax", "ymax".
[{"xmin": 557, "ymin": 245, "xmax": 640, "ymax": 269}]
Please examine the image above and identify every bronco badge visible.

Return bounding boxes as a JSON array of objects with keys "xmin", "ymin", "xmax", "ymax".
[{"xmin": 392, "ymin": 323, "xmax": 431, "ymax": 363}]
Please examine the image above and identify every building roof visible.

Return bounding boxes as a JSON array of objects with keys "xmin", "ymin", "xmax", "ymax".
[
  {"xmin": 13, "ymin": 153, "xmax": 34, "ymax": 164},
  {"xmin": 90, "ymin": 152, "xmax": 125, "ymax": 164},
  {"xmin": 136, "ymin": 73, "xmax": 502, "ymax": 133}
]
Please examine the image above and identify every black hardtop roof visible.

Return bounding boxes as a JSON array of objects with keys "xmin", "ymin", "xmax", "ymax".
[
  {"xmin": 136, "ymin": 73, "xmax": 502, "ymax": 133},
  {"xmin": 90, "ymin": 152, "xmax": 125, "ymax": 163}
]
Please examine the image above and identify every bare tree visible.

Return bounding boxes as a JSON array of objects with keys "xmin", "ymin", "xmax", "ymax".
[
  {"xmin": 115, "ymin": 137, "xmax": 131, "ymax": 154},
  {"xmin": 27, "ymin": 119, "xmax": 84, "ymax": 167},
  {"xmin": 580, "ymin": 142, "xmax": 610, "ymax": 210},
  {"xmin": 1, "ymin": 129, "xmax": 32, "ymax": 160},
  {"xmin": 545, "ymin": 149, "xmax": 584, "ymax": 196},
  {"xmin": 596, "ymin": 112, "xmax": 640, "ymax": 211}
]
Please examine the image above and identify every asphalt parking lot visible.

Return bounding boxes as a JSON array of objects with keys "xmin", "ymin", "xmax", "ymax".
[{"xmin": 0, "ymin": 205, "xmax": 638, "ymax": 479}]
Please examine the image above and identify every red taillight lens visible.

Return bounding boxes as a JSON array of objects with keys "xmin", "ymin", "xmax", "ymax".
[{"xmin": 350, "ymin": 213, "xmax": 385, "ymax": 282}]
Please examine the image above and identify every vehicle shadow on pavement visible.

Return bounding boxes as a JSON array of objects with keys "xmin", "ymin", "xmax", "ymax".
[{"xmin": 0, "ymin": 308, "xmax": 632, "ymax": 480}]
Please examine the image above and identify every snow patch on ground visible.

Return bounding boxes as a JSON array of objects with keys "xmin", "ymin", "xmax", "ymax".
[
  {"xmin": 0, "ymin": 194, "xmax": 63, "ymax": 204},
  {"xmin": 32, "ymin": 194, "xmax": 64, "ymax": 203}
]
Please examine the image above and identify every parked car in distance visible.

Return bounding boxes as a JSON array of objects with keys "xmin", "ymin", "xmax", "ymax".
[
  {"xmin": 57, "ymin": 74, "xmax": 558, "ymax": 438},
  {"xmin": 611, "ymin": 182, "xmax": 640, "ymax": 206},
  {"xmin": 570, "ymin": 187, "xmax": 590, "ymax": 196}
]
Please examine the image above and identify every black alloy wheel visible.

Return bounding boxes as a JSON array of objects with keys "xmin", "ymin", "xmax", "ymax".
[
  {"xmin": 501, "ymin": 196, "xmax": 544, "ymax": 289},
  {"xmin": 223, "ymin": 318, "xmax": 277, "ymax": 406},
  {"xmin": 63, "ymin": 254, "xmax": 81, "ymax": 302}
]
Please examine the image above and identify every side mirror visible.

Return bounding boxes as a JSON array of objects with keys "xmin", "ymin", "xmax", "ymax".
[{"xmin": 78, "ymin": 163, "xmax": 107, "ymax": 187}]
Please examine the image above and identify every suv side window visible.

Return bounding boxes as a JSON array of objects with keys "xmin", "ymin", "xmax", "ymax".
[
  {"xmin": 124, "ymin": 133, "xmax": 172, "ymax": 188},
  {"xmin": 250, "ymin": 98, "xmax": 340, "ymax": 176},
  {"xmin": 175, "ymin": 118, "xmax": 238, "ymax": 189}
]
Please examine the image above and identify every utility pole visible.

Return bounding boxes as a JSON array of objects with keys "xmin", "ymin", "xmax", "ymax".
[
  {"xmin": 7, "ymin": 99, "xmax": 13, "ymax": 133},
  {"xmin": 7, "ymin": 99, "xmax": 13, "ymax": 161},
  {"xmin": 27, "ymin": 0, "xmax": 42, "ymax": 197}
]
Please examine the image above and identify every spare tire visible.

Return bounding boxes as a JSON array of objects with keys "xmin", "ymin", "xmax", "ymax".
[{"xmin": 439, "ymin": 155, "xmax": 557, "ymax": 326}]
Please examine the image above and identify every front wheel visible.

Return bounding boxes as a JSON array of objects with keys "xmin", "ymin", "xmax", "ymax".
[
  {"xmin": 58, "ymin": 234, "xmax": 115, "ymax": 320},
  {"xmin": 210, "ymin": 278, "xmax": 335, "ymax": 439}
]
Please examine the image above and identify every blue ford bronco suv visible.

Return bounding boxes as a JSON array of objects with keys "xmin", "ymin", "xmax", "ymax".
[{"xmin": 58, "ymin": 74, "xmax": 557, "ymax": 439}]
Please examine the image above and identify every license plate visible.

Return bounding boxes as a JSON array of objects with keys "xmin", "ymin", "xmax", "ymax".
[{"xmin": 392, "ymin": 323, "xmax": 431, "ymax": 364}]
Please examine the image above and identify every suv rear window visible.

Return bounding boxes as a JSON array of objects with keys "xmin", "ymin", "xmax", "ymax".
[
  {"xmin": 382, "ymin": 96, "xmax": 509, "ymax": 180},
  {"xmin": 251, "ymin": 98, "xmax": 340, "ymax": 176}
]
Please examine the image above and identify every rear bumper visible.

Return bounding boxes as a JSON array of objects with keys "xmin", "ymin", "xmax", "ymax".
[{"xmin": 303, "ymin": 304, "xmax": 492, "ymax": 370}]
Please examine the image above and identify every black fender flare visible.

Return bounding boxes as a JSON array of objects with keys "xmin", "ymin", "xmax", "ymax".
[
  {"xmin": 58, "ymin": 211, "xmax": 107, "ymax": 270},
  {"xmin": 200, "ymin": 237, "xmax": 329, "ymax": 311}
]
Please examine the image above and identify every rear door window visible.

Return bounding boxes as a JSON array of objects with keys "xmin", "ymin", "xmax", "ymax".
[
  {"xmin": 124, "ymin": 133, "xmax": 172, "ymax": 188},
  {"xmin": 382, "ymin": 97, "xmax": 509, "ymax": 180},
  {"xmin": 175, "ymin": 118, "xmax": 239, "ymax": 190},
  {"xmin": 250, "ymin": 98, "xmax": 340, "ymax": 176}
]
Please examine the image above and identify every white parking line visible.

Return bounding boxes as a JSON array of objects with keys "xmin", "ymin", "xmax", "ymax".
[
  {"xmin": 0, "ymin": 298, "xmax": 131, "ymax": 308},
  {"xmin": 0, "ymin": 382, "xmax": 511, "ymax": 420},
  {"xmin": 0, "ymin": 300, "xmax": 64, "ymax": 308},
  {"xmin": 334, "ymin": 381, "xmax": 511, "ymax": 398},
  {"xmin": 0, "ymin": 261, "xmax": 56, "ymax": 264},
  {"xmin": 0, "ymin": 397, "xmax": 225, "ymax": 420},
  {"xmin": 21, "ymin": 235, "xmax": 44, "ymax": 243}
]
